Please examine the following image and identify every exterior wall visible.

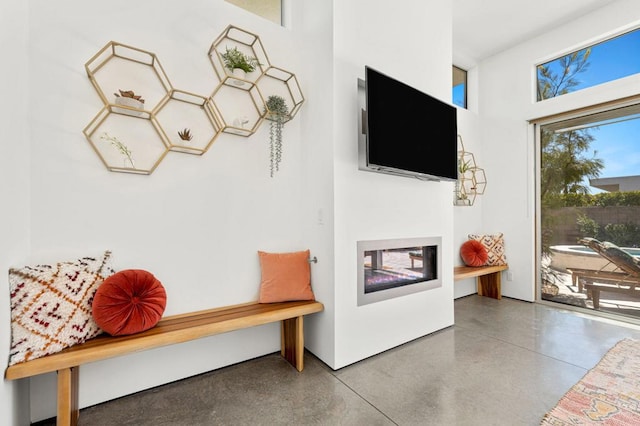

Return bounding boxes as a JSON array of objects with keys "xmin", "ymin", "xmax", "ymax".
[
  {"xmin": 547, "ymin": 206, "xmax": 640, "ymax": 246},
  {"xmin": 591, "ymin": 176, "xmax": 640, "ymax": 192}
]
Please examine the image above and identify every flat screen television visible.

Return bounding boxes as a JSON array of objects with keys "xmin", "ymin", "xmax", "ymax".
[{"xmin": 360, "ymin": 66, "xmax": 458, "ymax": 181}]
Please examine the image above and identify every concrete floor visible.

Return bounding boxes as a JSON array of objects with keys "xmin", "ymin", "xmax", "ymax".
[{"xmin": 34, "ymin": 295, "xmax": 640, "ymax": 426}]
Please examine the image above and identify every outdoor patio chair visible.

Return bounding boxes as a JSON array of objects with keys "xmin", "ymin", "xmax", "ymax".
[{"xmin": 567, "ymin": 238, "xmax": 640, "ymax": 309}]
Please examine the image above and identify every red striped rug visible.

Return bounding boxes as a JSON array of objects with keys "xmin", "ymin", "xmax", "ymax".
[{"xmin": 541, "ymin": 338, "xmax": 640, "ymax": 425}]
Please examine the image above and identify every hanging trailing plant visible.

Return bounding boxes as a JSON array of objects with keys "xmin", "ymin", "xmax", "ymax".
[{"xmin": 265, "ymin": 95, "xmax": 289, "ymax": 177}]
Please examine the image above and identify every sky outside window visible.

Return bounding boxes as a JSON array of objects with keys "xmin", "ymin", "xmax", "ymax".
[
  {"xmin": 539, "ymin": 28, "xmax": 640, "ymax": 192},
  {"xmin": 538, "ymin": 28, "xmax": 640, "ymax": 98}
]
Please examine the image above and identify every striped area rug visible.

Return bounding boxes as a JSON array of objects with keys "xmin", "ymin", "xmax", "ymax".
[{"xmin": 541, "ymin": 338, "xmax": 640, "ymax": 425}]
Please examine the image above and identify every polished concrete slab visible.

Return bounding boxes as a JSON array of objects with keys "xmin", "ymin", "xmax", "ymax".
[{"xmin": 33, "ymin": 295, "xmax": 640, "ymax": 425}]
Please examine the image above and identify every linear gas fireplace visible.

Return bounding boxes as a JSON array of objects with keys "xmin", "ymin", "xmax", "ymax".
[{"xmin": 357, "ymin": 237, "xmax": 442, "ymax": 306}]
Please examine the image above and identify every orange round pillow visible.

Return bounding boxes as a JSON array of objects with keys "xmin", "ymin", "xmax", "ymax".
[
  {"xmin": 92, "ymin": 269, "xmax": 166, "ymax": 336},
  {"xmin": 460, "ymin": 240, "xmax": 488, "ymax": 267}
]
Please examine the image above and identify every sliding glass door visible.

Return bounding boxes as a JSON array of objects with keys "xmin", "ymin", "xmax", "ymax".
[{"xmin": 536, "ymin": 102, "xmax": 640, "ymax": 324}]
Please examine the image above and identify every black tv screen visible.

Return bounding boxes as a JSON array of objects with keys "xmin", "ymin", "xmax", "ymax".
[{"xmin": 363, "ymin": 66, "xmax": 457, "ymax": 181}]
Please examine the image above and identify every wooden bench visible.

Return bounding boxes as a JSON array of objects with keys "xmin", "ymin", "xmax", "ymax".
[
  {"xmin": 4, "ymin": 300, "xmax": 324, "ymax": 426},
  {"xmin": 454, "ymin": 264, "xmax": 508, "ymax": 299}
]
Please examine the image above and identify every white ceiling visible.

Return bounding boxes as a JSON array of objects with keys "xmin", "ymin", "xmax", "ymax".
[{"xmin": 453, "ymin": 0, "xmax": 619, "ymax": 63}]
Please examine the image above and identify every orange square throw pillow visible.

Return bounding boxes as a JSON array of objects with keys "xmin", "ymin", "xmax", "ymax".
[{"xmin": 258, "ymin": 250, "xmax": 315, "ymax": 303}]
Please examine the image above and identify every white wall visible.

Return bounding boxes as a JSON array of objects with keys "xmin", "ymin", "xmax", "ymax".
[
  {"xmin": 478, "ymin": 0, "xmax": 640, "ymax": 301},
  {"xmin": 297, "ymin": 0, "xmax": 336, "ymax": 366},
  {"xmin": 14, "ymin": 0, "xmax": 330, "ymax": 422},
  {"xmin": 453, "ymin": 63, "xmax": 486, "ymax": 298},
  {"xmin": 330, "ymin": 0, "xmax": 455, "ymax": 369},
  {"xmin": 1, "ymin": 0, "xmax": 30, "ymax": 424}
]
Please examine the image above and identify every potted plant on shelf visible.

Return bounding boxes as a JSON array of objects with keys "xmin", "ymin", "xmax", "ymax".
[
  {"xmin": 455, "ymin": 158, "xmax": 471, "ymax": 205},
  {"xmin": 178, "ymin": 128, "xmax": 193, "ymax": 142},
  {"xmin": 220, "ymin": 46, "xmax": 260, "ymax": 86},
  {"xmin": 113, "ymin": 89, "xmax": 145, "ymax": 116},
  {"xmin": 264, "ymin": 95, "xmax": 289, "ymax": 177}
]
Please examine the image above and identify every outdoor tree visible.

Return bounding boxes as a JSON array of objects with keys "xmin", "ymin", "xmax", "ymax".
[
  {"xmin": 537, "ymin": 48, "xmax": 591, "ymax": 101},
  {"xmin": 537, "ymin": 48, "xmax": 603, "ymax": 201},
  {"xmin": 540, "ymin": 126, "xmax": 603, "ymax": 200},
  {"xmin": 538, "ymin": 47, "xmax": 602, "ymax": 201},
  {"xmin": 537, "ymin": 48, "xmax": 604, "ymax": 260}
]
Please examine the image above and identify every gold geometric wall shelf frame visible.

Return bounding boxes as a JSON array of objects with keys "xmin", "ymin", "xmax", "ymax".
[
  {"xmin": 208, "ymin": 24, "xmax": 270, "ymax": 87},
  {"xmin": 153, "ymin": 89, "xmax": 223, "ymax": 155},
  {"xmin": 455, "ymin": 135, "xmax": 487, "ymax": 206},
  {"xmin": 82, "ymin": 106, "xmax": 170, "ymax": 175},
  {"xmin": 83, "ymin": 25, "xmax": 305, "ymax": 175},
  {"xmin": 256, "ymin": 66, "xmax": 305, "ymax": 124},
  {"xmin": 85, "ymin": 41, "xmax": 173, "ymax": 113},
  {"xmin": 209, "ymin": 83, "xmax": 265, "ymax": 137},
  {"xmin": 84, "ymin": 41, "xmax": 174, "ymax": 174}
]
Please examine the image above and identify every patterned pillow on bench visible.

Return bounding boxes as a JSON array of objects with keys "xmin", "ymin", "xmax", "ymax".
[
  {"xmin": 8, "ymin": 251, "xmax": 115, "ymax": 366},
  {"xmin": 468, "ymin": 233, "xmax": 507, "ymax": 266}
]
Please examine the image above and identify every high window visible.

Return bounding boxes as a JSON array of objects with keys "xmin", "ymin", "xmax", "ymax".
[
  {"xmin": 452, "ymin": 66, "xmax": 467, "ymax": 108},
  {"xmin": 225, "ymin": 0, "xmax": 283, "ymax": 25},
  {"xmin": 537, "ymin": 28, "xmax": 640, "ymax": 101}
]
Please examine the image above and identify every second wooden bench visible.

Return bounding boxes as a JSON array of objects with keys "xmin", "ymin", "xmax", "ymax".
[{"xmin": 454, "ymin": 264, "xmax": 509, "ymax": 299}]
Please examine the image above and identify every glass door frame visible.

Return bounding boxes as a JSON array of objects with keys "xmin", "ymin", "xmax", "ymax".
[{"xmin": 532, "ymin": 95, "xmax": 640, "ymax": 325}]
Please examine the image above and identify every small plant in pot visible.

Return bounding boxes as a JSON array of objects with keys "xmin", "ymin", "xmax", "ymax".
[
  {"xmin": 220, "ymin": 46, "xmax": 260, "ymax": 85},
  {"xmin": 264, "ymin": 95, "xmax": 289, "ymax": 177},
  {"xmin": 113, "ymin": 89, "xmax": 145, "ymax": 116},
  {"xmin": 178, "ymin": 128, "xmax": 193, "ymax": 142}
]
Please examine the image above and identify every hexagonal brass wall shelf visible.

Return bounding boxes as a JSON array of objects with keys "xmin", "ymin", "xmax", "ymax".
[
  {"xmin": 208, "ymin": 25, "xmax": 270, "ymax": 87},
  {"xmin": 85, "ymin": 41, "xmax": 173, "ymax": 115},
  {"xmin": 455, "ymin": 135, "xmax": 487, "ymax": 206},
  {"xmin": 83, "ymin": 106, "xmax": 169, "ymax": 175},
  {"xmin": 207, "ymin": 26, "xmax": 305, "ymax": 140},
  {"xmin": 154, "ymin": 89, "xmax": 222, "ymax": 155},
  {"xmin": 256, "ymin": 66, "xmax": 305, "ymax": 123},
  {"xmin": 210, "ymin": 82, "xmax": 265, "ymax": 137}
]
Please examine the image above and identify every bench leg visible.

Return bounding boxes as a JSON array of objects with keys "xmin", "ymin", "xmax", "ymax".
[
  {"xmin": 591, "ymin": 288, "xmax": 601, "ymax": 310},
  {"xmin": 57, "ymin": 366, "xmax": 79, "ymax": 426},
  {"xmin": 477, "ymin": 272, "xmax": 501, "ymax": 300},
  {"xmin": 281, "ymin": 316, "xmax": 304, "ymax": 371}
]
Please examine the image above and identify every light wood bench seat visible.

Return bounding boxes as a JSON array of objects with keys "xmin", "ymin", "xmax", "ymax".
[
  {"xmin": 5, "ymin": 300, "xmax": 324, "ymax": 426},
  {"xmin": 454, "ymin": 264, "xmax": 508, "ymax": 299}
]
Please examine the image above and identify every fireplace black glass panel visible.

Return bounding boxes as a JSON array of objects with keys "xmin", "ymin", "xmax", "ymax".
[{"xmin": 363, "ymin": 246, "xmax": 437, "ymax": 294}]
